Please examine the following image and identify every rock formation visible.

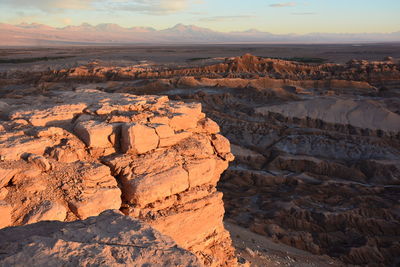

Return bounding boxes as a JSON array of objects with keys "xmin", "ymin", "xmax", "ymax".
[
  {"xmin": 0, "ymin": 210, "xmax": 201, "ymax": 267},
  {"xmin": 1, "ymin": 53, "xmax": 400, "ymax": 266},
  {"xmin": 50, "ymin": 53, "xmax": 400, "ymax": 83},
  {"xmin": 255, "ymin": 97, "xmax": 400, "ymax": 134},
  {"xmin": 0, "ymin": 89, "xmax": 236, "ymax": 266},
  {"xmin": 2, "ymin": 54, "xmax": 399, "ymax": 90}
]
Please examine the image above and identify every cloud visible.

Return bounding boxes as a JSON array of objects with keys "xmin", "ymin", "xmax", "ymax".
[
  {"xmin": 269, "ymin": 2, "xmax": 296, "ymax": 8},
  {"xmin": 0, "ymin": 0, "xmax": 193, "ymax": 14},
  {"xmin": 115, "ymin": 0, "xmax": 189, "ymax": 14},
  {"xmin": 291, "ymin": 12, "xmax": 317, "ymax": 15},
  {"xmin": 61, "ymin": 18, "xmax": 73, "ymax": 25},
  {"xmin": 199, "ymin": 15, "xmax": 255, "ymax": 22},
  {"xmin": 0, "ymin": 0, "xmax": 96, "ymax": 12}
]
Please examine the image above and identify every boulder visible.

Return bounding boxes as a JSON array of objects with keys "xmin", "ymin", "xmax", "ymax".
[
  {"xmin": 74, "ymin": 120, "xmax": 114, "ymax": 148},
  {"xmin": 198, "ymin": 118, "xmax": 220, "ymax": 134},
  {"xmin": 22, "ymin": 201, "xmax": 67, "ymax": 224},
  {"xmin": 211, "ymin": 134, "xmax": 232, "ymax": 156},
  {"xmin": 26, "ymin": 154, "xmax": 51, "ymax": 171}
]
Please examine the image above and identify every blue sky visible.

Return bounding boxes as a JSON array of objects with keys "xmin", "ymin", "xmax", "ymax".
[{"xmin": 0, "ymin": 0, "xmax": 399, "ymax": 33}]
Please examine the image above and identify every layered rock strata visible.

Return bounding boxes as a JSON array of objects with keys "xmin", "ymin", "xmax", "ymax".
[
  {"xmin": 2, "ymin": 54, "xmax": 398, "ymax": 89},
  {"xmin": 0, "ymin": 89, "xmax": 235, "ymax": 266},
  {"xmin": 0, "ymin": 210, "xmax": 201, "ymax": 267},
  {"xmin": 2, "ymin": 54, "xmax": 400, "ymax": 266}
]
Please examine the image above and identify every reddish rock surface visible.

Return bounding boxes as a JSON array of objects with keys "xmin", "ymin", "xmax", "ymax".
[
  {"xmin": 0, "ymin": 89, "xmax": 236, "ymax": 266},
  {"xmin": 0, "ymin": 210, "xmax": 201, "ymax": 267}
]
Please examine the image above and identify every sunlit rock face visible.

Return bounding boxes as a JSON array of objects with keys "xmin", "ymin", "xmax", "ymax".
[
  {"xmin": 0, "ymin": 210, "xmax": 202, "ymax": 267},
  {"xmin": 0, "ymin": 89, "xmax": 236, "ymax": 266}
]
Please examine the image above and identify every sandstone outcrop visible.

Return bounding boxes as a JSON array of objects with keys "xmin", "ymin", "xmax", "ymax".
[
  {"xmin": 0, "ymin": 89, "xmax": 236, "ymax": 266},
  {"xmin": 0, "ymin": 210, "xmax": 201, "ymax": 267}
]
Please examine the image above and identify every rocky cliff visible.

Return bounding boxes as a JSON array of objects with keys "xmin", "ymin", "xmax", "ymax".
[
  {"xmin": 0, "ymin": 210, "xmax": 201, "ymax": 267},
  {"xmin": 0, "ymin": 89, "xmax": 236, "ymax": 266}
]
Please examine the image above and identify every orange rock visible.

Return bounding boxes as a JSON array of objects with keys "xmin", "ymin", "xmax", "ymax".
[
  {"xmin": 0, "ymin": 136, "xmax": 55, "ymax": 161},
  {"xmin": 198, "ymin": 118, "xmax": 220, "ymax": 134},
  {"xmin": 0, "ymin": 89, "xmax": 236, "ymax": 266},
  {"xmin": 70, "ymin": 188, "xmax": 121, "ymax": 219},
  {"xmin": 121, "ymin": 123, "xmax": 159, "ymax": 154},
  {"xmin": 169, "ymin": 113, "xmax": 199, "ymax": 131},
  {"xmin": 148, "ymin": 115, "xmax": 170, "ymax": 125},
  {"xmin": 34, "ymin": 127, "xmax": 67, "ymax": 138},
  {"xmin": 211, "ymin": 134, "xmax": 232, "ymax": 155},
  {"xmin": 23, "ymin": 201, "xmax": 67, "ymax": 224},
  {"xmin": 152, "ymin": 123, "xmax": 175, "ymax": 138},
  {"xmin": 185, "ymin": 158, "xmax": 217, "ymax": 187},
  {"xmin": 10, "ymin": 103, "xmax": 87, "ymax": 127},
  {"xmin": 26, "ymin": 154, "xmax": 51, "ymax": 171},
  {"xmin": 0, "ymin": 165, "xmax": 20, "ymax": 187},
  {"xmin": 170, "ymin": 102, "xmax": 203, "ymax": 119},
  {"xmin": 122, "ymin": 166, "xmax": 189, "ymax": 206},
  {"xmin": 67, "ymin": 164, "xmax": 121, "ymax": 219},
  {"xmin": 0, "ymin": 201, "xmax": 12, "ymax": 228},
  {"xmin": 74, "ymin": 120, "xmax": 114, "ymax": 148},
  {"xmin": 159, "ymin": 131, "xmax": 192, "ymax": 147},
  {"xmin": 0, "ymin": 188, "xmax": 8, "ymax": 200},
  {"xmin": 0, "ymin": 210, "xmax": 202, "ymax": 267}
]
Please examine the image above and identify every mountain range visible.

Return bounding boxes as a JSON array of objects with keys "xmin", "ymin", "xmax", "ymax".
[{"xmin": 0, "ymin": 23, "xmax": 399, "ymax": 46}]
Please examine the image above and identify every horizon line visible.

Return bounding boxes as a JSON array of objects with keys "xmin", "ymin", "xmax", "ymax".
[{"xmin": 2, "ymin": 21, "xmax": 399, "ymax": 35}]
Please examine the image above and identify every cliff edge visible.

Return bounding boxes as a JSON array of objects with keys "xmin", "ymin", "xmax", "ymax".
[{"xmin": 0, "ymin": 89, "xmax": 236, "ymax": 266}]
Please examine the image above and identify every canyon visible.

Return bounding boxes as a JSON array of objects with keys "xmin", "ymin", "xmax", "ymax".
[{"xmin": 0, "ymin": 48, "xmax": 399, "ymax": 266}]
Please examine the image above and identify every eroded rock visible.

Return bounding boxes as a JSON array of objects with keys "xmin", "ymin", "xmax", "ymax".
[
  {"xmin": 0, "ymin": 89, "xmax": 236, "ymax": 266},
  {"xmin": 121, "ymin": 123, "xmax": 159, "ymax": 154},
  {"xmin": 0, "ymin": 201, "xmax": 12, "ymax": 228},
  {"xmin": 22, "ymin": 201, "xmax": 67, "ymax": 225},
  {"xmin": 0, "ymin": 210, "xmax": 201, "ymax": 267},
  {"xmin": 74, "ymin": 120, "xmax": 115, "ymax": 148}
]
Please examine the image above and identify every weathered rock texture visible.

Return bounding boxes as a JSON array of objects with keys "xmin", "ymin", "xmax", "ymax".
[
  {"xmin": 0, "ymin": 89, "xmax": 235, "ymax": 266},
  {"xmin": 140, "ymin": 55, "xmax": 398, "ymax": 266},
  {"xmin": 14, "ymin": 53, "xmax": 400, "ymax": 81},
  {"xmin": 2, "ymin": 53, "xmax": 400, "ymax": 266},
  {"xmin": 0, "ymin": 210, "xmax": 201, "ymax": 267}
]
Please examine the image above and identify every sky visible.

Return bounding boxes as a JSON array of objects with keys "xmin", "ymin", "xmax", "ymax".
[{"xmin": 0, "ymin": 0, "xmax": 399, "ymax": 34}]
